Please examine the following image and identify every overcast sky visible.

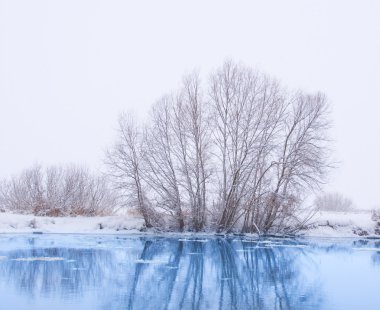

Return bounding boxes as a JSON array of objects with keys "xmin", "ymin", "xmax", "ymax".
[{"xmin": 0, "ymin": 0, "xmax": 379, "ymax": 209}]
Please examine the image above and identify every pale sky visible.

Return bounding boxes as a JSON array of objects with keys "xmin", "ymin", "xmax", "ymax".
[{"xmin": 0, "ymin": 0, "xmax": 379, "ymax": 209}]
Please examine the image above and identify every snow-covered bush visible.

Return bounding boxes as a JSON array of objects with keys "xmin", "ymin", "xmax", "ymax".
[
  {"xmin": 372, "ymin": 209, "xmax": 380, "ymax": 235},
  {"xmin": 0, "ymin": 165, "xmax": 116, "ymax": 217},
  {"xmin": 314, "ymin": 192, "xmax": 355, "ymax": 212},
  {"xmin": 371, "ymin": 209, "xmax": 380, "ymax": 221}
]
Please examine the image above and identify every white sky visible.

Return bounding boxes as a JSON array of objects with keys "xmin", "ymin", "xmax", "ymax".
[{"xmin": 0, "ymin": 0, "xmax": 379, "ymax": 209}]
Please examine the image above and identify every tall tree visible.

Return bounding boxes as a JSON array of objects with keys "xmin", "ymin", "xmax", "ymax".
[{"xmin": 106, "ymin": 114, "xmax": 154, "ymax": 228}]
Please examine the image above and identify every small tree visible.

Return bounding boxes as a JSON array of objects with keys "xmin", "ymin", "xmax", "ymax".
[{"xmin": 105, "ymin": 114, "xmax": 156, "ymax": 228}]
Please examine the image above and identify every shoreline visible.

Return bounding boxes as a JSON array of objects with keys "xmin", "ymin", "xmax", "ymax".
[{"xmin": 0, "ymin": 211, "xmax": 379, "ymax": 238}]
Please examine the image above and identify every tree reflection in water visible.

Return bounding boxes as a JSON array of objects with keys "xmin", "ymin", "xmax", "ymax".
[{"xmin": 0, "ymin": 235, "xmax": 379, "ymax": 309}]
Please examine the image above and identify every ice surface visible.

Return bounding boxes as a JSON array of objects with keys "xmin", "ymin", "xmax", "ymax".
[
  {"xmin": 135, "ymin": 259, "xmax": 168, "ymax": 264},
  {"xmin": 11, "ymin": 257, "xmax": 64, "ymax": 262},
  {"xmin": 352, "ymin": 247, "xmax": 380, "ymax": 252}
]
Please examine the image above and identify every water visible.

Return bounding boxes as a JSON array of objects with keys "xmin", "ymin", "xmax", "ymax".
[{"xmin": 0, "ymin": 234, "xmax": 379, "ymax": 310}]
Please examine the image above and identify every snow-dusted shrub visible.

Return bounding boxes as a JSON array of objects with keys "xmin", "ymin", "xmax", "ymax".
[
  {"xmin": 372, "ymin": 210, "xmax": 380, "ymax": 235},
  {"xmin": 0, "ymin": 165, "xmax": 116, "ymax": 217},
  {"xmin": 314, "ymin": 192, "xmax": 355, "ymax": 212},
  {"xmin": 371, "ymin": 209, "xmax": 380, "ymax": 221}
]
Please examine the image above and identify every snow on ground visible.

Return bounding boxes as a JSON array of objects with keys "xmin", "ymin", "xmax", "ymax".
[
  {"xmin": 0, "ymin": 210, "xmax": 378, "ymax": 238},
  {"xmin": 303, "ymin": 210, "xmax": 378, "ymax": 238},
  {"xmin": 0, "ymin": 212, "xmax": 145, "ymax": 234}
]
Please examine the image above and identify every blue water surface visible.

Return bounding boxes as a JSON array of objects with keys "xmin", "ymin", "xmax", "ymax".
[{"xmin": 0, "ymin": 234, "xmax": 379, "ymax": 310}]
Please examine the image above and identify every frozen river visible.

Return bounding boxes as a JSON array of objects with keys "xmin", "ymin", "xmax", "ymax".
[{"xmin": 0, "ymin": 234, "xmax": 379, "ymax": 309}]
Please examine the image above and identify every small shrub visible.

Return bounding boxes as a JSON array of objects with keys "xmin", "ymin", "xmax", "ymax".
[
  {"xmin": 353, "ymin": 227, "xmax": 368, "ymax": 236},
  {"xmin": 314, "ymin": 192, "xmax": 355, "ymax": 212},
  {"xmin": 375, "ymin": 225, "xmax": 380, "ymax": 235},
  {"xmin": 0, "ymin": 165, "xmax": 117, "ymax": 217},
  {"xmin": 371, "ymin": 209, "xmax": 380, "ymax": 221},
  {"xmin": 372, "ymin": 210, "xmax": 380, "ymax": 235},
  {"xmin": 29, "ymin": 218, "xmax": 37, "ymax": 229}
]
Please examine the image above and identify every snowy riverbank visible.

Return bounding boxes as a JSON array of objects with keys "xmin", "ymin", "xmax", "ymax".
[
  {"xmin": 0, "ymin": 212, "xmax": 145, "ymax": 234},
  {"xmin": 0, "ymin": 211, "xmax": 379, "ymax": 237},
  {"xmin": 302, "ymin": 210, "xmax": 379, "ymax": 238}
]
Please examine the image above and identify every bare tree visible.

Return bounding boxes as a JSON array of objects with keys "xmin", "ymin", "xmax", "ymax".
[
  {"xmin": 209, "ymin": 61, "xmax": 286, "ymax": 232},
  {"xmin": 106, "ymin": 114, "xmax": 155, "ymax": 228},
  {"xmin": 143, "ymin": 97, "xmax": 185, "ymax": 230},
  {"xmin": 141, "ymin": 74, "xmax": 212, "ymax": 231},
  {"xmin": 172, "ymin": 74, "xmax": 212, "ymax": 231},
  {"xmin": 260, "ymin": 92, "xmax": 332, "ymax": 232}
]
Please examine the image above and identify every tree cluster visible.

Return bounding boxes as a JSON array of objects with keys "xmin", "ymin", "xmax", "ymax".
[{"xmin": 106, "ymin": 61, "xmax": 332, "ymax": 233}]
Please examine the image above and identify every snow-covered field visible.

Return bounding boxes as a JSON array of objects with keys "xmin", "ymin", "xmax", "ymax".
[
  {"xmin": 303, "ymin": 210, "xmax": 379, "ymax": 237},
  {"xmin": 0, "ymin": 210, "xmax": 378, "ymax": 237},
  {"xmin": 0, "ymin": 212, "xmax": 145, "ymax": 234}
]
